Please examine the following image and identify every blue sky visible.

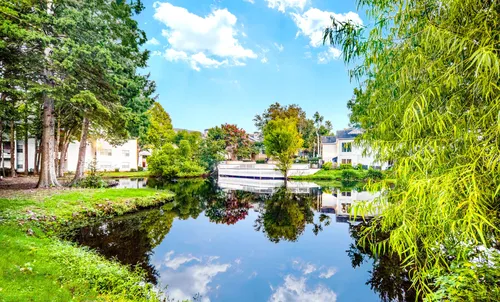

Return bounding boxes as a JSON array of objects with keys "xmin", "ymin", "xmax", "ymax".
[{"xmin": 135, "ymin": 0, "xmax": 365, "ymax": 133}]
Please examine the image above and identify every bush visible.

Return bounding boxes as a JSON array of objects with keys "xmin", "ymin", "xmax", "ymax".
[
  {"xmin": 148, "ymin": 144, "xmax": 206, "ymax": 179},
  {"xmin": 137, "ymin": 166, "xmax": 144, "ymax": 171},
  {"xmin": 322, "ymin": 162, "xmax": 333, "ymax": 170},
  {"xmin": 339, "ymin": 164, "xmax": 354, "ymax": 170},
  {"xmin": 114, "ymin": 168, "xmax": 120, "ymax": 172},
  {"xmin": 256, "ymin": 159, "xmax": 266, "ymax": 164},
  {"xmin": 74, "ymin": 160, "xmax": 108, "ymax": 188},
  {"xmin": 308, "ymin": 157, "xmax": 322, "ymax": 164},
  {"xmin": 365, "ymin": 168, "xmax": 383, "ymax": 180},
  {"xmin": 356, "ymin": 163, "xmax": 363, "ymax": 170},
  {"xmin": 129, "ymin": 168, "xmax": 137, "ymax": 172},
  {"xmin": 341, "ymin": 169, "xmax": 358, "ymax": 181}
]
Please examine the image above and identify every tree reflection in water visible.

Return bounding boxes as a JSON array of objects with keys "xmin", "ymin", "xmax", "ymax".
[
  {"xmin": 347, "ymin": 222, "xmax": 418, "ymax": 302},
  {"xmin": 66, "ymin": 179, "xmax": 416, "ymax": 301},
  {"xmin": 254, "ymin": 187, "xmax": 331, "ymax": 243},
  {"xmin": 205, "ymin": 190, "xmax": 254, "ymax": 225}
]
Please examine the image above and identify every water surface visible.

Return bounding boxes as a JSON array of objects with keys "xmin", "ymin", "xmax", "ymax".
[{"xmin": 67, "ymin": 178, "xmax": 414, "ymax": 302}]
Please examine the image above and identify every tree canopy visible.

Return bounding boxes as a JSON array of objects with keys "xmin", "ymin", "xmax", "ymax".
[
  {"xmin": 263, "ymin": 118, "xmax": 303, "ymax": 179},
  {"xmin": 324, "ymin": 0, "xmax": 500, "ymax": 298}
]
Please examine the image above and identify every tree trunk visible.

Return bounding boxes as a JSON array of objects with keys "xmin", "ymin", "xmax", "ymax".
[
  {"xmin": 24, "ymin": 123, "xmax": 29, "ymax": 176},
  {"xmin": 10, "ymin": 121, "xmax": 16, "ymax": 178},
  {"xmin": 34, "ymin": 138, "xmax": 39, "ymax": 175},
  {"xmin": 37, "ymin": 93, "xmax": 60, "ymax": 187},
  {"xmin": 54, "ymin": 117, "xmax": 60, "ymax": 175},
  {"xmin": 0, "ymin": 121, "xmax": 4, "ymax": 178},
  {"xmin": 58, "ymin": 140, "xmax": 70, "ymax": 177},
  {"xmin": 71, "ymin": 116, "xmax": 89, "ymax": 185}
]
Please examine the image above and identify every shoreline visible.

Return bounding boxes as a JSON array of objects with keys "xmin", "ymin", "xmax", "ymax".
[{"xmin": 0, "ymin": 186, "xmax": 174, "ymax": 301}]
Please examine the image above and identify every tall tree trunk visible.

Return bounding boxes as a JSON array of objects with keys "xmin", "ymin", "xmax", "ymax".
[
  {"xmin": 24, "ymin": 124, "xmax": 29, "ymax": 176},
  {"xmin": 54, "ymin": 117, "xmax": 60, "ymax": 176},
  {"xmin": 0, "ymin": 121, "xmax": 4, "ymax": 178},
  {"xmin": 71, "ymin": 117, "xmax": 89, "ymax": 185},
  {"xmin": 34, "ymin": 138, "xmax": 39, "ymax": 175},
  {"xmin": 24, "ymin": 116, "xmax": 29, "ymax": 176},
  {"xmin": 37, "ymin": 0, "xmax": 59, "ymax": 187},
  {"xmin": 10, "ymin": 121, "xmax": 16, "ymax": 178},
  {"xmin": 37, "ymin": 93, "xmax": 60, "ymax": 187},
  {"xmin": 59, "ymin": 139, "xmax": 70, "ymax": 177}
]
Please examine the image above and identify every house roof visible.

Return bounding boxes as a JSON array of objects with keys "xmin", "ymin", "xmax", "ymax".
[
  {"xmin": 336, "ymin": 128, "xmax": 362, "ymax": 139},
  {"xmin": 321, "ymin": 136, "xmax": 337, "ymax": 144}
]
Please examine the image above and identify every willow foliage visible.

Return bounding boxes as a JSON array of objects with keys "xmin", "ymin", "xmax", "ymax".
[{"xmin": 325, "ymin": 0, "xmax": 500, "ymax": 299}]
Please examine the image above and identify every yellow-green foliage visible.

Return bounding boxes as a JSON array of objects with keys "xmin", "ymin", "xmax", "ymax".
[
  {"xmin": 325, "ymin": 0, "xmax": 500, "ymax": 298},
  {"xmin": 263, "ymin": 118, "xmax": 303, "ymax": 177}
]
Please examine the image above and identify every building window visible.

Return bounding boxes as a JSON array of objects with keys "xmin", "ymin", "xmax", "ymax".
[
  {"xmin": 99, "ymin": 163, "xmax": 112, "ymax": 170},
  {"xmin": 341, "ymin": 159, "xmax": 352, "ymax": 165},
  {"xmin": 100, "ymin": 149, "xmax": 112, "ymax": 156},
  {"xmin": 341, "ymin": 142, "xmax": 352, "ymax": 152},
  {"xmin": 122, "ymin": 150, "xmax": 130, "ymax": 157},
  {"xmin": 16, "ymin": 144, "xmax": 23, "ymax": 153},
  {"xmin": 341, "ymin": 191, "xmax": 352, "ymax": 197},
  {"xmin": 121, "ymin": 162, "xmax": 130, "ymax": 169},
  {"xmin": 17, "ymin": 163, "xmax": 23, "ymax": 169}
]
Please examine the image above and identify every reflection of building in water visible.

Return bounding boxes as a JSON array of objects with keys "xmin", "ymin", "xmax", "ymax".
[
  {"xmin": 316, "ymin": 189, "xmax": 380, "ymax": 222},
  {"xmin": 217, "ymin": 177, "xmax": 320, "ymax": 194}
]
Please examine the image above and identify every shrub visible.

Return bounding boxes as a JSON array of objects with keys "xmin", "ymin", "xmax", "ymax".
[
  {"xmin": 74, "ymin": 160, "xmax": 108, "ymax": 188},
  {"xmin": 356, "ymin": 163, "xmax": 363, "ymax": 170},
  {"xmin": 308, "ymin": 157, "xmax": 322, "ymax": 164},
  {"xmin": 365, "ymin": 168, "xmax": 383, "ymax": 180},
  {"xmin": 341, "ymin": 169, "xmax": 358, "ymax": 181},
  {"xmin": 322, "ymin": 162, "xmax": 333, "ymax": 170},
  {"xmin": 114, "ymin": 168, "xmax": 120, "ymax": 172},
  {"xmin": 137, "ymin": 166, "xmax": 144, "ymax": 171},
  {"xmin": 339, "ymin": 164, "xmax": 354, "ymax": 170},
  {"xmin": 148, "ymin": 144, "xmax": 206, "ymax": 179},
  {"xmin": 129, "ymin": 168, "xmax": 137, "ymax": 172},
  {"xmin": 256, "ymin": 159, "xmax": 266, "ymax": 164}
]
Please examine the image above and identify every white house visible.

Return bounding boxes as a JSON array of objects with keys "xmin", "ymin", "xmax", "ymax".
[
  {"xmin": 321, "ymin": 128, "xmax": 389, "ymax": 170},
  {"xmin": 68, "ymin": 139, "xmax": 139, "ymax": 172},
  {"xmin": 1, "ymin": 137, "xmax": 140, "ymax": 173}
]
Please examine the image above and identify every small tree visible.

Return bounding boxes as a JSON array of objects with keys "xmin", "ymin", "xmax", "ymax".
[{"xmin": 263, "ymin": 118, "xmax": 303, "ymax": 179}]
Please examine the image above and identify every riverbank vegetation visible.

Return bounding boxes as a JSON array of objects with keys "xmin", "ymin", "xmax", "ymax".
[
  {"xmin": 0, "ymin": 187, "xmax": 174, "ymax": 300},
  {"xmin": 325, "ymin": 0, "xmax": 500, "ymax": 299}
]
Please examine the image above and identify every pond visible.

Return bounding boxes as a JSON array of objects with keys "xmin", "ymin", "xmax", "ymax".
[{"xmin": 65, "ymin": 178, "xmax": 415, "ymax": 302}]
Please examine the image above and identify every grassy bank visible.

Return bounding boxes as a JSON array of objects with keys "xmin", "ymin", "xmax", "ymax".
[
  {"xmin": 291, "ymin": 169, "xmax": 369, "ymax": 181},
  {"xmin": 0, "ymin": 188, "xmax": 173, "ymax": 301}
]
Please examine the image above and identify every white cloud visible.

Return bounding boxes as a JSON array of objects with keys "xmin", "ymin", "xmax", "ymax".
[
  {"xmin": 164, "ymin": 251, "xmax": 201, "ymax": 270},
  {"xmin": 153, "ymin": 2, "xmax": 256, "ymax": 71},
  {"xmin": 266, "ymin": 0, "xmax": 308, "ymax": 13},
  {"xmin": 164, "ymin": 49, "xmax": 189, "ymax": 61},
  {"xmin": 269, "ymin": 275, "xmax": 337, "ymax": 302},
  {"xmin": 304, "ymin": 51, "xmax": 312, "ymax": 58},
  {"xmin": 292, "ymin": 260, "xmax": 317, "ymax": 275},
  {"xmin": 261, "ymin": 57, "xmax": 269, "ymax": 63},
  {"xmin": 146, "ymin": 37, "xmax": 160, "ymax": 46},
  {"xmin": 291, "ymin": 8, "xmax": 362, "ymax": 47},
  {"xmin": 151, "ymin": 50, "xmax": 162, "ymax": 56},
  {"xmin": 157, "ymin": 252, "xmax": 231, "ymax": 302},
  {"xmin": 274, "ymin": 43, "xmax": 284, "ymax": 52},
  {"xmin": 244, "ymin": 0, "xmax": 255, "ymax": 3},
  {"xmin": 319, "ymin": 267, "xmax": 337, "ymax": 279},
  {"xmin": 317, "ymin": 47, "xmax": 341, "ymax": 64},
  {"xmin": 302, "ymin": 263, "xmax": 317, "ymax": 275}
]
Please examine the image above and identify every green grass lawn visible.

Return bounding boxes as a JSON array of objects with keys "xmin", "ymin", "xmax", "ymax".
[
  {"xmin": 0, "ymin": 188, "xmax": 173, "ymax": 301},
  {"xmin": 291, "ymin": 169, "xmax": 368, "ymax": 180}
]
